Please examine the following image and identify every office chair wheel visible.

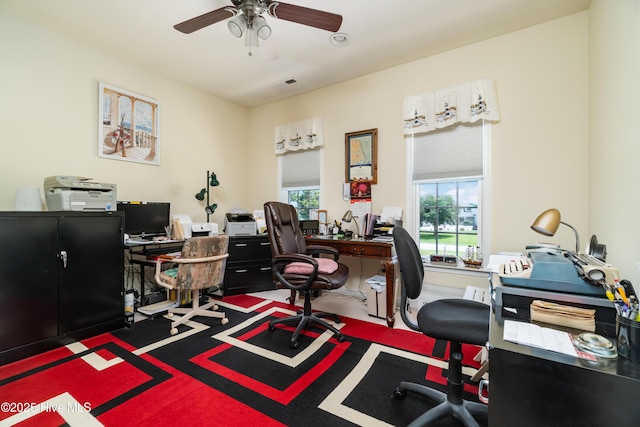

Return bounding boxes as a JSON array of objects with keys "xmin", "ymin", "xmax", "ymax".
[
  {"xmin": 393, "ymin": 387, "xmax": 407, "ymax": 400},
  {"xmin": 212, "ymin": 304, "xmax": 218, "ymax": 310},
  {"xmin": 336, "ymin": 334, "xmax": 345, "ymax": 343},
  {"xmin": 268, "ymin": 323, "xmax": 276, "ymax": 332},
  {"xmin": 170, "ymin": 327, "xmax": 178, "ymax": 335},
  {"xmin": 221, "ymin": 317, "xmax": 229, "ymax": 325},
  {"xmin": 290, "ymin": 339, "xmax": 300, "ymax": 349},
  {"xmin": 333, "ymin": 314, "xmax": 341, "ymax": 323},
  {"xmin": 167, "ymin": 312, "xmax": 174, "ymax": 318}
]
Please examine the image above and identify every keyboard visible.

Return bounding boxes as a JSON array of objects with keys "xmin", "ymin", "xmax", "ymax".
[
  {"xmin": 498, "ymin": 257, "xmax": 531, "ymax": 277},
  {"xmin": 126, "ymin": 237, "xmax": 153, "ymax": 243},
  {"xmin": 144, "ymin": 245, "xmax": 183, "ymax": 256}
]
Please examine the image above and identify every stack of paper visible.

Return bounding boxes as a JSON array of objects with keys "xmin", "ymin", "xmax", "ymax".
[
  {"xmin": 530, "ymin": 300, "xmax": 595, "ymax": 332},
  {"xmin": 503, "ymin": 320, "xmax": 578, "ymax": 357}
]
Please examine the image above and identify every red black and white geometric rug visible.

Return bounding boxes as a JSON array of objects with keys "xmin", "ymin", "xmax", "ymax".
[{"xmin": 0, "ymin": 295, "xmax": 486, "ymax": 426}]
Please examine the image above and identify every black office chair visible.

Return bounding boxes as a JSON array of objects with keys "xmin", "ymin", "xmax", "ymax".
[
  {"xmin": 392, "ymin": 226, "xmax": 489, "ymax": 427},
  {"xmin": 264, "ymin": 201, "xmax": 349, "ymax": 348}
]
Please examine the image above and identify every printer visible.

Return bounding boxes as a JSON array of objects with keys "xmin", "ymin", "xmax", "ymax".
[
  {"xmin": 192, "ymin": 222, "xmax": 219, "ymax": 237},
  {"xmin": 172, "ymin": 214, "xmax": 219, "ymax": 239},
  {"xmin": 225, "ymin": 212, "xmax": 256, "ymax": 236},
  {"xmin": 44, "ymin": 176, "xmax": 117, "ymax": 211}
]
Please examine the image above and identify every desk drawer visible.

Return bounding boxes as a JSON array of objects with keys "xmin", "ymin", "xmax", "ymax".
[
  {"xmin": 339, "ymin": 244, "xmax": 387, "ymax": 258},
  {"xmin": 227, "ymin": 236, "xmax": 271, "ymax": 262},
  {"xmin": 223, "ymin": 263, "xmax": 274, "ymax": 295}
]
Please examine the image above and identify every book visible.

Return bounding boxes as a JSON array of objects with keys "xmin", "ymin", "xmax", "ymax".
[{"xmin": 172, "ymin": 218, "xmax": 185, "ymax": 240}]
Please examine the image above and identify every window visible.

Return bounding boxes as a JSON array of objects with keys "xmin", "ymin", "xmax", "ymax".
[
  {"xmin": 407, "ymin": 121, "xmax": 490, "ymax": 258},
  {"xmin": 279, "ymin": 148, "xmax": 322, "ymax": 220},
  {"xmin": 286, "ymin": 188, "xmax": 319, "ymax": 220},
  {"xmin": 418, "ymin": 179, "xmax": 479, "ymax": 256}
]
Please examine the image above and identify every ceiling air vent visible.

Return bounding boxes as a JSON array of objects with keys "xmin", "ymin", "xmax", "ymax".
[{"xmin": 273, "ymin": 78, "xmax": 298, "ymax": 90}]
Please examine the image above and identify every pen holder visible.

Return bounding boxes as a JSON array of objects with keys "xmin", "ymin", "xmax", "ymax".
[{"xmin": 616, "ymin": 315, "xmax": 640, "ymax": 363}]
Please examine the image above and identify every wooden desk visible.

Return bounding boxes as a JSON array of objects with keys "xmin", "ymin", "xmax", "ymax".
[{"xmin": 305, "ymin": 236, "xmax": 397, "ymax": 327}]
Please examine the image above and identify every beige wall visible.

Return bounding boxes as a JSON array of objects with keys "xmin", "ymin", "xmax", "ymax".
[
  {"xmin": 589, "ymin": 0, "xmax": 640, "ymax": 287},
  {"xmin": 0, "ymin": 12, "xmax": 249, "ymax": 226},
  {"xmin": 3, "ymin": 2, "xmax": 639, "ymax": 289},
  {"xmin": 248, "ymin": 14, "xmax": 590, "ymax": 254}
]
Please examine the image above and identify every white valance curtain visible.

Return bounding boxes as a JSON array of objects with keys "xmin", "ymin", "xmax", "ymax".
[
  {"xmin": 402, "ymin": 78, "xmax": 499, "ymax": 135},
  {"xmin": 274, "ymin": 116, "xmax": 323, "ymax": 154}
]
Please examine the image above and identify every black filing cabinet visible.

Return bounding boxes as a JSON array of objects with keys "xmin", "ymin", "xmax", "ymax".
[
  {"xmin": 0, "ymin": 211, "xmax": 124, "ymax": 365},
  {"xmin": 223, "ymin": 235, "xmax": 274, "ymax": 295}
]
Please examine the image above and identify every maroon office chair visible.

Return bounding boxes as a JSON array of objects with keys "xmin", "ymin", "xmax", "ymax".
[{"xmin": 263, "ymin": 201, "xmax": 349, "ymax": 348}]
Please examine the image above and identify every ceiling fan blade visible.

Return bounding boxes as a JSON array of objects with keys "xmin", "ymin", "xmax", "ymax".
[
  {"xmin": 267, "ymin": 2, "xmax": 342, "ymax": 32},
  {"xmin": 260, "ymin": 37, "xmax": 279, "ymax": 61},
  {"xmin": 174, "ymin": 7, "xmax": 236, "ymax": 34}
]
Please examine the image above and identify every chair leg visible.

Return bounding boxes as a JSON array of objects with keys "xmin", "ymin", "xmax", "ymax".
[
  {"xmin": 269, "ymin": 290, "xmax": 344, "ymax": 348},
  {"xmin": 314, "ymin": 311, "xmax": 341, "ymax": 323},
  {"xmin": 470, "ymin": 347, "xmax": 489, "ymax": 382},
  {"xmin": 286, "ymin": 290, "xmax": 297, "ymax": 304},
  {"xmin": 395, "ymin": 341, "xmax": 487, "ymax": 427},
  {"xmin": 167, "ymin": 289, "xmax": 228, "ymax": 334},
  {"xmin": 470, "ymin": 360, "xmax": 489, "ymax": 383},
  {"xmin": 395, "ymin": 381, "xmax": 446, "ymax": 405},
  {"xmin": 407, "ymin": 399, "xmax": 482, "ymax": 427},
  {"xmin": 408, "ymin": 401, "xmax": 454, "ymax": 427}
]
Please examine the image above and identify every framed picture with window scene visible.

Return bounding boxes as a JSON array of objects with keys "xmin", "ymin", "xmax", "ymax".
[
  {"xmin": 98, "ymin": 82, "xmax": 160, "ymax": 165},
  {"xmin": 345, "ymin": 128, "xmax": 378, "ymax": 184}
]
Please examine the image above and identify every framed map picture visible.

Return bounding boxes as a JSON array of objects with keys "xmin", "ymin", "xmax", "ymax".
[
  {"xmin": 345, "ymin": 128, "xmax": 377, "ymax": 184},
  {"xmin": 98, "ymin": 82, "xmax": 160, "ymax": 165}
]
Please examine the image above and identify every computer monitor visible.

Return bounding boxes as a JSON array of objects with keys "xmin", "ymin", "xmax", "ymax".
[{"xmin": 117, "ymin": 201, "xmax": 170, "ymax": 238}]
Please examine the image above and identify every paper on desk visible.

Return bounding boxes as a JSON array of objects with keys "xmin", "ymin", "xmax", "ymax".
[
  {"xmin": 380, "ymin": 206, "xmax": 402, "ymax": 224},
  {"xmin": 503, "ymin": 320, "xmax": 578, "ymax": 357},
  {"xmin": 366, "ymin": 275, "xmax": 386, "ymax": 292}
]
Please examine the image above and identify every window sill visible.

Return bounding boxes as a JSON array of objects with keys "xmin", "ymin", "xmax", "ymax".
[{"xmin": 423, "ymin": 260, "xmax": 491, "ymax": 276}]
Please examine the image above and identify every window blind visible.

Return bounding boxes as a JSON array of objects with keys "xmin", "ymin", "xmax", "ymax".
[
  {"xmin": 282, "ymin": 148, "xmax": 320, "ymax": 187},
  {"xmin": 412, "ymin": 122, "xmax": 483, "ymax": 181}
]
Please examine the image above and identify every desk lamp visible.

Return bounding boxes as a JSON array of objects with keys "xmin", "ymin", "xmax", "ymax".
[
  {"xmin": 341, "ymin": 210, "xmax": 360, "ymax": 238},
  {"xmin": 530, "ymin": 208, "xmax": 580, "ymax": 253},
  {"xmin": 194, "ymin": 170, "xmax": 220, "ymax": 222}
]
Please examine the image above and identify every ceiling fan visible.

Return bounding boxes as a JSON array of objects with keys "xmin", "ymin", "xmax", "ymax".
[{"xmin": 174, "ymin": 1, "xmax": 343, "ymax": 59}]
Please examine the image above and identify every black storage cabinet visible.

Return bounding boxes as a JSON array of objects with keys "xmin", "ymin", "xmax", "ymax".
[
  {"xmin": 223, "ymin": 235, "xmax": 275, "ymax": 295},
  {"xmin": 0, "ymin": 211, "xmax": 124, "ymax": 365}
]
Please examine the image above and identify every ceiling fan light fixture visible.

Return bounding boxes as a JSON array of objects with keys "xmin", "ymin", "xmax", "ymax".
[
  {"xmin": 244, "ymin": 27, "xmax": 259, "ymax": 48},
  {"xmin": 329, "ymin": 32, "xmax": 350, "ymax": 47},
  {"xmin": 228, "ymin": 15, "xmax": 247, "ymax": 38},
  {"xmin": 254, "ymin": 16, "xmax": 271, "ymax": 40}
]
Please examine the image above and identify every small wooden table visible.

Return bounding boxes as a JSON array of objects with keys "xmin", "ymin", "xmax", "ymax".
[{"xmin": 305, "ymin": 236, "xmax": 397, "ymax": 327}]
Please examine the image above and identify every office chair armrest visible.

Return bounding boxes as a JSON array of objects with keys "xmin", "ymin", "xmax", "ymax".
[
  {"xmin": 306, "ymin": 245, "xmax": 339, "ymax": 260},
  {"xmin": 272, "ymin": 253, "xmax": 318, "ymax": 291},
  {"xmin": 168, "ymin": 253, "xmax": 229, "ymax": 264},
  {"xmin": 154, "ymin": 253, "xmax": 229, "ymax": 290}
]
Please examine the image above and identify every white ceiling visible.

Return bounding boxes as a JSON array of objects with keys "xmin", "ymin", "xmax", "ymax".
[{"xmin": 1, "ymin": 0, "xmax": 591, "ymax": 108}]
